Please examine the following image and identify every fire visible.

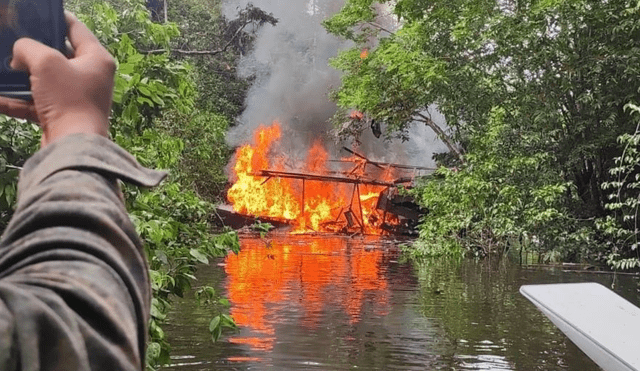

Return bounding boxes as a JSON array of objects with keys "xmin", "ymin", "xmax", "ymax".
[
  {"xmin": 227, "ymin": 122, "xmax": 400, "ymax": 234},
  {"xmin": 228, "ymin": 124, "xmax": 300, "ymax": 221}
]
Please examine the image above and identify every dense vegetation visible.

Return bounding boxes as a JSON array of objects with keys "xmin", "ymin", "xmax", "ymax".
[
  {"xmin": 0, "ymin": 0, "xmax": 275, "ymax": 367},
  {"xmin": 4, "ymin": 0, "xmax": 640, "ymax": 366},
  {"xmin": 324, "ymin": 0, "xmax": 640, "ymax": 267}
]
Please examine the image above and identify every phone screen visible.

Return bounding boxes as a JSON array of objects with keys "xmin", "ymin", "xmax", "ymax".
[{"xmin": 0, "ymin": 0, "xmax": 66, "ymax": 99}]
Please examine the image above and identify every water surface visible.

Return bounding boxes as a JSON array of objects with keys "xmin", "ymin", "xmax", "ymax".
[{"xmin": 163, "ymin": 234, "xmax": 640, "ymax": 370}]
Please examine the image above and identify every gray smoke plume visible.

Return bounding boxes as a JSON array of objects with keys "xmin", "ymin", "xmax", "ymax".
[{"xmin": 223, "ymin": 0, "xmax": 448, "ymax": 169}]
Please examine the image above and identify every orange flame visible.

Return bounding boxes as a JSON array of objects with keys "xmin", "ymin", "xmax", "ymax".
[{"xmin": 227, "ymin": 122, "xmax": 399, "ymax": 234}]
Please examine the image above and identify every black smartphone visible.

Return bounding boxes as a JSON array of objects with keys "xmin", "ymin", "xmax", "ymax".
[{"xmin": 0, "ymin": 0, "xmax": 66, "ymax": 100}]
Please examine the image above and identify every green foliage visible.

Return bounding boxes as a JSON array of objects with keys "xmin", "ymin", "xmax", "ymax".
[
  {"xmin": 326, "ymin": 0, "xmax": 640, "ymax": 261},
  {"xmin": 72, "ymin": 1, "xmax": 249, "ymax": 367},
  {"xmin": 155, "ymin": 110, "xmax": 231, "ymax": 203},
  {"xmin": 75, "ymin": 0, "xmax": 196, "ymax": 134},
  {"xmin": 328, "ymin": 28, "xmax": 447, "ymax": 140},
  {"xmin": 322, "ymin": 0, "xmax": 378, "ymax": 43},
  {"xmin": 166, "ymin": 0, "xmax": 237, "ymax": 115},
  {"xmin": 599, "ymin": 103, "xmax": 640, "ymax": 270},
  {"xmin": 409, "ymin": 107, "xmax": 573, "ymax": 258},
  {"xmin": 251, "ymin": 221, "xmax": 274, "ymax": 239},
  {"xmin": 194, "ymin": 285, "xmax": 237, "ymax": 343},
  {"xmin": 166, "ymin": 0, "xmax": 277, "ymax": 119},
  {"xmin": 0, "ymin": 117, "xmax": 39, "ymax": 230},
  {"xmin": 69, "ymin": 2, "xmax": 240, "ymax": 367},
  {"xmin": 128, "ymin": 179, "xmax": 240, "ymax": 366}
]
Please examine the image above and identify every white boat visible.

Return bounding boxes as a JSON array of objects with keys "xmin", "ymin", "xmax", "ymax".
[{"xmin": 520, "ymin": 282, "xmax": 640, "ymax": 371}]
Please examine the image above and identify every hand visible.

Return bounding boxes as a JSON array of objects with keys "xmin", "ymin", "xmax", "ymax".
[{"xmin": 0, "ymin": 11, "xmax": 116, "ymax": 147}]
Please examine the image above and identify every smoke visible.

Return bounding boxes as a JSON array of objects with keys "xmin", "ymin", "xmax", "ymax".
[
  {"xmin": 356, "ymin": 106, "xmax": 450, "ymax": 168},
  {"xmin": 223, "ymin": 0, "xmax": 448, "ymax": 168}
]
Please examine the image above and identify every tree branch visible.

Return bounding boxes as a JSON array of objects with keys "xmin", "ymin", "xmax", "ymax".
[
  {"xmin": 144, "ymin": 48, "xmax": 225, "ymax": 55},
  {"xmin": 364, "ymin": 21, "xmax": 395, "ymax": 35},
  {"xmin": 144, "ymin": 18, "xmax": 252, "ymax": 56},
  {"xmin": 415, "ymin": 112, "xmax": 465, "ymax": 164}
]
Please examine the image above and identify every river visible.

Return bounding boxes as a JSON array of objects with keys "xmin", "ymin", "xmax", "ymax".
[{"xmin": 162, "ymin": 234, "xmax": 639, "ymax": 370}]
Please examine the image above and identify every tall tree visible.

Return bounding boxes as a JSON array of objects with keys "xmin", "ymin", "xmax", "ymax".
[{"xmin": 324, "ymin": 0, "xmax": 640, "ymax": 259}]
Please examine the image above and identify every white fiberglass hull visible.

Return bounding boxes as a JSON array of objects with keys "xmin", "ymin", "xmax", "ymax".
[{"xmin": 520, "ymin": 283, "xmax": 640, "ymax": 371}]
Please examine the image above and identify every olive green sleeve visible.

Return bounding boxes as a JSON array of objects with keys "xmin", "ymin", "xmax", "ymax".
[{"xmin": 0, "ymin": 134, "xmax": 166, "ymax": 371}]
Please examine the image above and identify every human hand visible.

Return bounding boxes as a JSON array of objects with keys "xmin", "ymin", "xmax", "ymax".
[{"xmin": 0, "ymin": 11, "xmax": 115, "ymax": 147}]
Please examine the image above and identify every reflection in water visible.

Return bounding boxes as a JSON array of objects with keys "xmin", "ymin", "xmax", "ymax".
[
  {"xmin": 163, "ymin": 235, "xmax": 640, "ymax": 370},
  {"xmin": 225, "ymin": 236, "xmax": 391, "ymax": 353}
]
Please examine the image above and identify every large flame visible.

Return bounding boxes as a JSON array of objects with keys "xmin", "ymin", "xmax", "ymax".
[{"xmin": 227, "ymin": 122, "xmax": 398, "ymax": 234}]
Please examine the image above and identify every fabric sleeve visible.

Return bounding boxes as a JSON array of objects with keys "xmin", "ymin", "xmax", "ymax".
[{"xmin": 0, "ymin": 134, "xmax": 166, "ymax": 371}]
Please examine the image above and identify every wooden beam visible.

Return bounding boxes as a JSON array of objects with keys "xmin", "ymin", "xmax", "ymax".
[
  {"xmin": 342, "ymin": 147, "xmax": 383, "ymax": 169},
  {"xmin": 340, "ymin": 147, "xmax": 436, "ymax": 171},
  {"xmin": 254, "ymin": 170, "xmax": 401, "ymax": 187},
  {"xmin": 329, "ymin": 160, "xmax": 436, "ymax": 171},
  {"xmin": 356, "ymin": 183, "xmax": 364, "ymax": 234}
]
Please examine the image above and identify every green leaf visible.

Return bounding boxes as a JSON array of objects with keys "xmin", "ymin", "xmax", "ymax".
[
  {"xmin": 209, "ymin": 315, "xmax": 221, "ymax": 333},
  {"xmin": 189, "ymin": 248, "xmax": 209, "ymax": 264}
]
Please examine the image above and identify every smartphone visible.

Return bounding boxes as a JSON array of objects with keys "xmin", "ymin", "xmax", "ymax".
[{"xmin": 0, "ymin": 0, "xmax": 66, "ymax": 100}]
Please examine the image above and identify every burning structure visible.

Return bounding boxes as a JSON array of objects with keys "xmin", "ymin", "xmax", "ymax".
[
  {"xmin": 224, "ymin": 123, "xmax": 431, "ymax": 235},
  {"xmin": 217, "ymin": 0, "xmax": 447, "ymax": 234}
]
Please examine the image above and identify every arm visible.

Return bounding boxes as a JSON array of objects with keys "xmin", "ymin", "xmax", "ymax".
[
  {"xmin": 0, "ymin": 11, "xmax": 162, "ymax": 371},
  {"xmin": 0, "ymin": 134, "xmax": 165, "ymax": 370}
]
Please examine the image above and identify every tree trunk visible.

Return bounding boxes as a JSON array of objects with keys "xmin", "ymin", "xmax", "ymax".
[{"xmin": 163, "ymin": 0, "xmax": 168, "ymax": 23}]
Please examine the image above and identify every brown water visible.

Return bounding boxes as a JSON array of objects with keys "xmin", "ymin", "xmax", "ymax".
[{"xmin": 162, "ymin": 234, "xmax": 640, "ymax": 370}]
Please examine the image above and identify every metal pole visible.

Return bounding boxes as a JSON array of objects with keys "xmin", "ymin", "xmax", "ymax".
[{"xmin": 356, "ymin": 183, "xmax": 364, "ymax": 234}]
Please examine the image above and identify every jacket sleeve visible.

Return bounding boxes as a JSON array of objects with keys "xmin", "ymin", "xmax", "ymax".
[{"xmin": 0, "ymin": 134, "xmax": 166, "ymax": 371}]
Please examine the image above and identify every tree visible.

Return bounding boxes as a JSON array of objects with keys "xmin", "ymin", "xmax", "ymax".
[
  {"xmin": 324, "ymin": 0, "xmax": 640, "ymax": 260},
  {"xmin": 165, "ymin": 1, "xmax": 277, "ymax": 120}
]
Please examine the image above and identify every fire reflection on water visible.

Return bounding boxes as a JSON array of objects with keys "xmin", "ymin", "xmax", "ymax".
[
  {"xmin": 223, "ymin": 234, "xmax": 393, "ymax": 351},
  {"xmin": 163, "ymin": 235, "xmax": 618, "ymax": 371}
]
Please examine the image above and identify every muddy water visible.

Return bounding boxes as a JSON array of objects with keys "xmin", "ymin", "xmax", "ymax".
[{"xmin": 162, "ymin": 234, "xmax": 640, "ymax": 370}]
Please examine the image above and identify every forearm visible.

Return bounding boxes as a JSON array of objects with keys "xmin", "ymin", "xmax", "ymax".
[{"xmin": 0, "ymin": 134, "xmax": 165, "ymax": 371}]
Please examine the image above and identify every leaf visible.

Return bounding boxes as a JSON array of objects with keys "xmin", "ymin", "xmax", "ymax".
[
  {"xmin": 138, "ymin": 85, "xmax": 152, "ymax": 97},
  {"xmin": 154, "ymin": 249, "xmax": 168, "ymax": 265},
  {"xmin": 146, "ymin": 342, "xmax": 162, "ymax": 362},
  {"xmin": 209, "ymin": 315, "xmax": 221, "ymax": 333},
  {"xmin": 221, "ymin": 313, "xmax": 236, "ymax": 328},
  {"xmin": 150, "ymin": 298, "xmax": 166, "ymax": 320}
]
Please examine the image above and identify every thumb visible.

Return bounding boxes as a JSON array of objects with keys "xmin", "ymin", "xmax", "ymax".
[{"xmin": 10, "ymin": 37, "xmax": 66, "ymax": 75}]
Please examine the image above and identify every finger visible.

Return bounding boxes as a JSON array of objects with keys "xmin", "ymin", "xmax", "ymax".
[
  {"xmin": 64, "ymin": 11, "xmax": 102, "ymax": 57},
  {"xmin": 0, "ymin": 96, "xmax": 38, "ymax": 122},
  {"xmin": 65, "ymin": 39, "xmax": 75, "ymax": 59},
  {"xmin": 11, "ymin": 37, "xmax": 65, "ymax": 75}
]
